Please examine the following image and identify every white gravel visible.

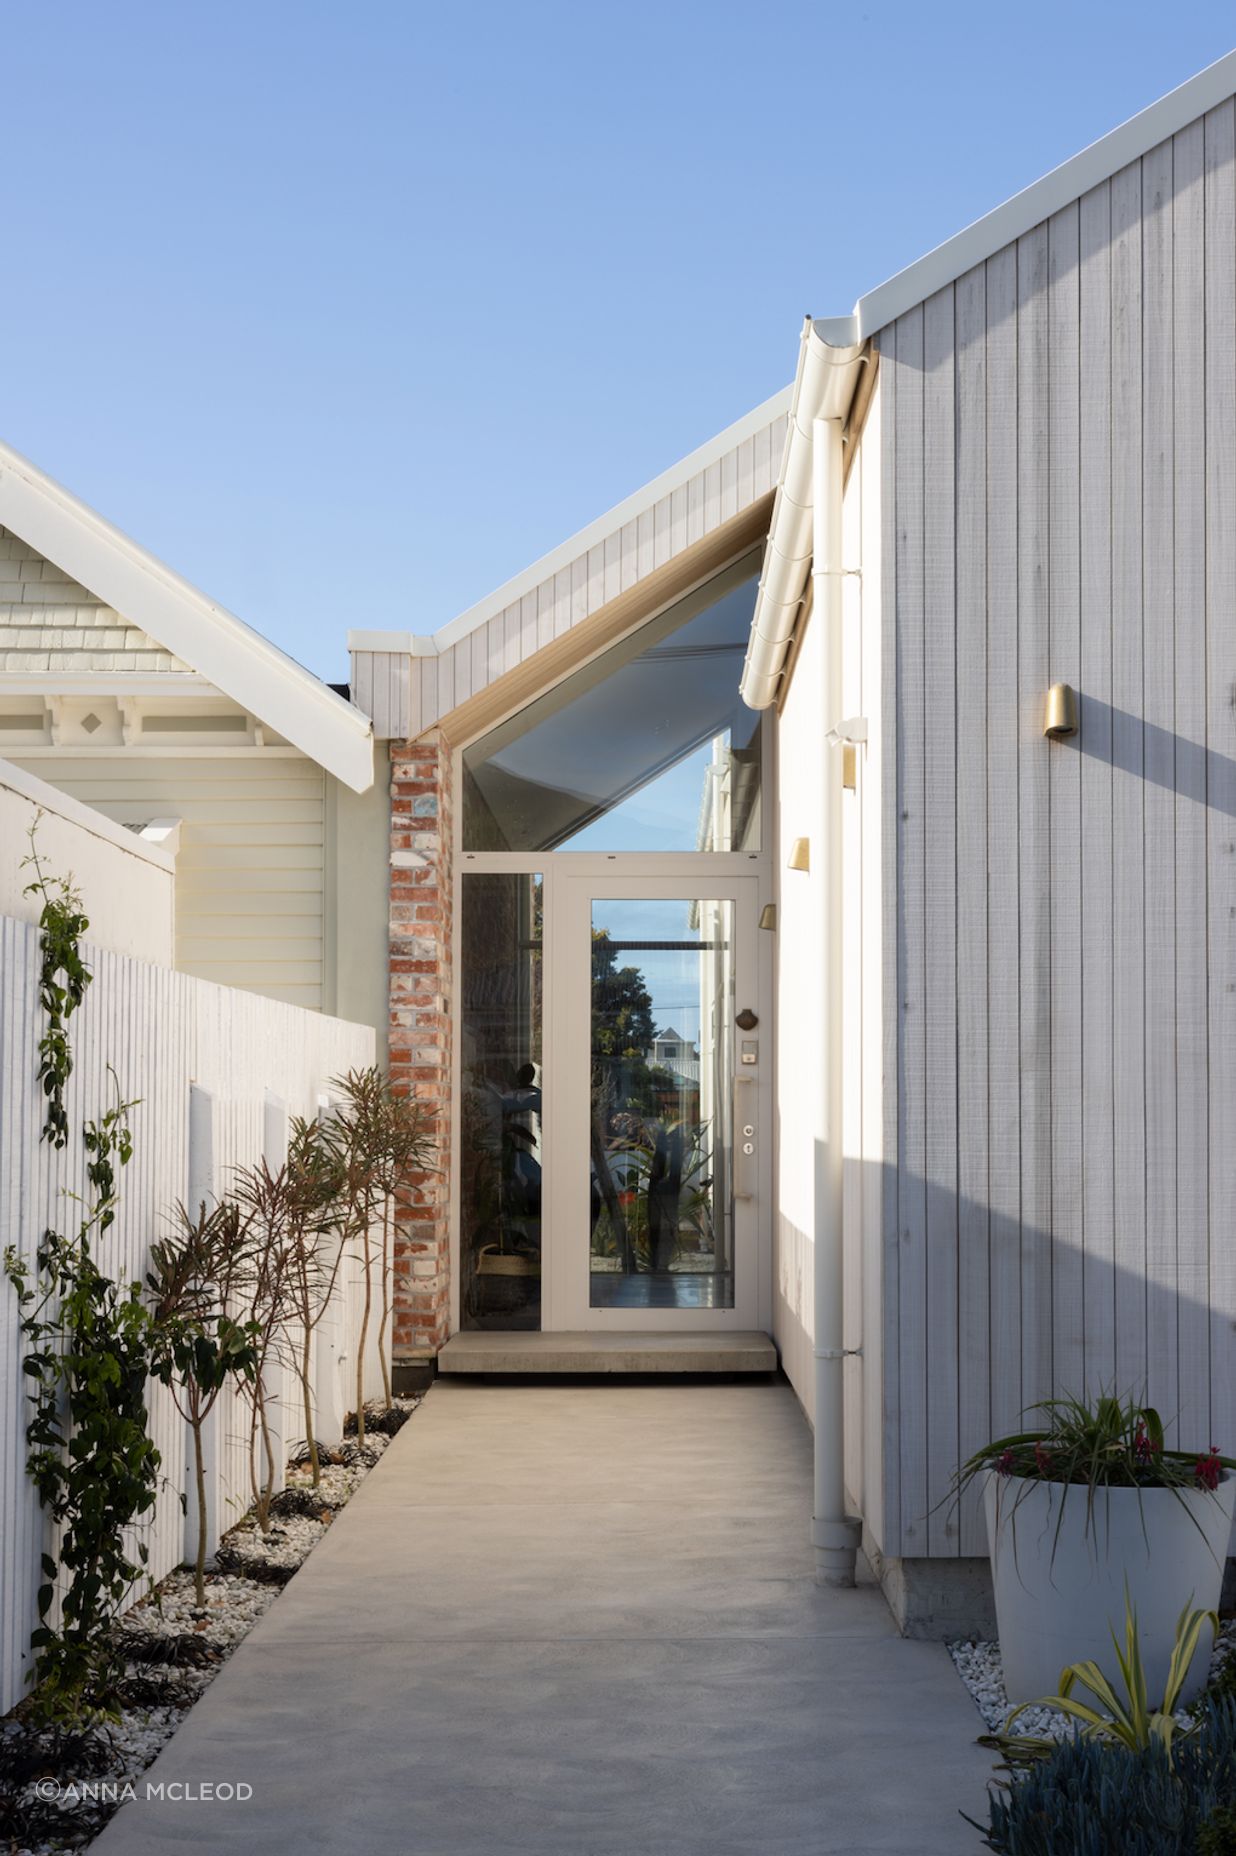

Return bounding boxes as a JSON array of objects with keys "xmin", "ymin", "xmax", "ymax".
[
  {"xmin": 949, "ymin": 1617, "xmax": 1236, "ymax": 1740},
  {"xmin": 3, "ymin": 1393, "xmax": 424, "ymax": 1856}
]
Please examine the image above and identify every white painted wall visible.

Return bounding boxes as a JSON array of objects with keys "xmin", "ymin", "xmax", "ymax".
[
  {"xmin": 0, "ymin": 755, "xmax": 174, "ymax": 964},
  {"xmin": 0, "ymin": 914, "xmax": 379, "ymax": 1712},
  {"xmin": 14, "ymin": 752, "xmax": 328, "ymax": 1008},
  {"xmin": 772, "ymin": 378, "xmax": 885, "ymax": 1545}
]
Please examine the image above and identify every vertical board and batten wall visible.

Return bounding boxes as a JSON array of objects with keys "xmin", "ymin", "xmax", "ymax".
[
  {"xmin": 875, "ymin": 97, "xmax": 1236, "ymax": 1560},
  {"xmin": 0, "ymin": 917, "xmax": 378, "ymax": 1712},
  {"xmin": 350, "ymin": 406, "xmax": 789, "ymax": 740}
]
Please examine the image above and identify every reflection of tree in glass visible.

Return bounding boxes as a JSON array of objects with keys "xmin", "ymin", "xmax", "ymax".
[{"xmin": 591, "ymin": 929, "xmax": 695, "ymax": 1272}]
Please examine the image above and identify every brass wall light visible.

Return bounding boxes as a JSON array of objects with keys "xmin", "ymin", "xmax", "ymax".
[
  {"xmin": 759, "ymin": 903, "xmax": 777, "ymax": 931},
  {"xmin": 787, "ymin": 837, "xmax": 810, "ymax": 872},
  {"xmin": 1044, "ymin": 683, "xmax": 1079, "ymax": 740}
]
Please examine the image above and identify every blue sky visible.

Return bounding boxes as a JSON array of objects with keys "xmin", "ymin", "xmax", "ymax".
[{"xmin": 4, "ymin": 4, "xmax": 1235, "ymax": 682}]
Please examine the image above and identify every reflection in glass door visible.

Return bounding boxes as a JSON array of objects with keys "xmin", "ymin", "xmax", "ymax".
[
  {"xmin": 588, "ymin": 898, "xmax": 735, "ymax": 1310},
  {"xmin": 458, "ymin": 873, "xmax": 544, "ymax": 1330}
]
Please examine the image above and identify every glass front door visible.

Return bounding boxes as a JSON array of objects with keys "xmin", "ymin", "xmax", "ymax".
[{"xmin": 551, "ymin": 873, "xmax": 762, "ymax": 1330}]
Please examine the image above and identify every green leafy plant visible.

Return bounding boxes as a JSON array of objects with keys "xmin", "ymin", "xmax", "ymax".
[
  {"xmin": 948, "ymin": 1390, "xmax": 1232, "ymax": 1563},
  {"xmin": 22, "ymin": 819, "xmax": 92, "ymax": 1148},
  {"xmin": 987, "ymin": 1596, "xmax": 1218, "ymax": 1770},
  {"xmin": 3, "ymin": 1081, "xmax": 160, "ymax": 1726},
  {"xmin": 147, "ymin": 1201, "xmax": 261, "ymax": 1604}
]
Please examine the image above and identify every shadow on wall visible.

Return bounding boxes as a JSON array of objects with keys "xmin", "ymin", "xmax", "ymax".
[{"xmin": 772, "ymin": 1151, "xmax": 1236, "ymax": 1567}]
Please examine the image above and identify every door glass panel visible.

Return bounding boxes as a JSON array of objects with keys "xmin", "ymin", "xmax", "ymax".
[
  {"xmin": 589, "ymin": 899, "xmax": 735, "ymax": 1309},
  {"xmin": 459, "ymin": 873, "xmax": 543, "ymax": 1329},
  {"xmin": 461, "ymin": 553, "xmax": 763, "ymax": 853}
]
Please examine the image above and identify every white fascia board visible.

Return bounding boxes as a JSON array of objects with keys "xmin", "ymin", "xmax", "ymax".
[
  {"xmin": 0, "ymin": 673, "xmax": 213, "ymax": 697},
  {"xmin": 851, "ymin": 48, "xmax": 1236, "ymax": 337},
  {"xmin": 0, "ymin": 443, "xmax": 374, "ymax": 793},
  {"xmin": 351, "ymin": 386, "xmax": 792, "ymax": 663},
  {"xmin": 346, "ymin": 629, "xmax": 439, "ymax": 656}
]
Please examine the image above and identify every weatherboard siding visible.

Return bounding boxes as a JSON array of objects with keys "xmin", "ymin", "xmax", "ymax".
[
  {"xmin": 875, "ymin": 98, "xmax": 1236, "ymax": 1558},
  {"xmin": 11, "ymin": 754, "xmax": 326, "ymax": 1009}
]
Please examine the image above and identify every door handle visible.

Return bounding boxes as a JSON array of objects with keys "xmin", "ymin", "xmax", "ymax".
[{"xmin": 734, "ymin": 1074, "xmax": 755, "ymax": 1201}]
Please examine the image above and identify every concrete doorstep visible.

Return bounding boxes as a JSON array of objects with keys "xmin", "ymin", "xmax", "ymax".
[{"xmin": 91, "ymin": 1378, "xmax": 992, "ymax": 1856}]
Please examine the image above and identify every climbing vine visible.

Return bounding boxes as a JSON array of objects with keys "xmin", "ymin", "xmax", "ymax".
[
  {"xmin": 4, "ymin": 828, "xmax": 160, "ymax": 1726},
  {"xmin": 21, "ymin": 819, "xmax": 92, "ymax": 1149}
]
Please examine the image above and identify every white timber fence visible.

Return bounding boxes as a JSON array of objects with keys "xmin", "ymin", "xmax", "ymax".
[{"xmin": 0, "ymin": 914, "xmax": 381, "ymax": 1713}]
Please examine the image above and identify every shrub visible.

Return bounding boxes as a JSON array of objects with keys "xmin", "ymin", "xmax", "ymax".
[{"xmin": 973, "ymin": 1697, "xmax": 1236, "ymax": 1853}]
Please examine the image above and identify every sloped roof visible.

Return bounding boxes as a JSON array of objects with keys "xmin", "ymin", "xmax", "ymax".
[
  {"xmin": 0, "ymin": 441, "xmax": 374, "ymax": 791},
  {"xmin": 843, "ymin": 47, "xmax": 1236, "ymax": 340}
]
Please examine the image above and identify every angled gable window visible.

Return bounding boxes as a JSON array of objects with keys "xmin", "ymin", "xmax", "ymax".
[{"xmin": 461, "ymin": 551, "xmax": 763, "ymax": 854}]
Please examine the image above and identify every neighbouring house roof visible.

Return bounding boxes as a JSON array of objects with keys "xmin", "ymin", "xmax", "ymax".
[{"xmin": 0, "ymin": 441, "xmax": 374, "ymax": 791}]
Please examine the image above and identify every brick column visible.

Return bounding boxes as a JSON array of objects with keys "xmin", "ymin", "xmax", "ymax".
[{"xmin": 388, "ymin": 731, "xmax": 453, "ymax": 1359}]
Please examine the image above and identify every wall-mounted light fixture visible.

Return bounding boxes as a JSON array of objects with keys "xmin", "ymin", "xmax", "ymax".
[
  {"xmin": 758, "ymin": 903, "xmax": 777, "ymax": 931},
  {"xmin": 1044, "ymin": 683, "xmax": 1079, "ymax": 740},
  {"xmin": 788, "ymin": 838, "xmax": 810, "ymax": 872},
  {"xmin": 824, "ymin": 716, "xmax": 868, "ymax": 749}
]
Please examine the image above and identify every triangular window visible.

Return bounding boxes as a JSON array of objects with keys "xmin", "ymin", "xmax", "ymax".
[{"xmin": 461, "ymin": 550, "xmax": 763, "ymax": 853}]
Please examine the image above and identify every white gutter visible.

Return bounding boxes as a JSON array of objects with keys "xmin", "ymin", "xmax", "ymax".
[
  {"xmin": 743, "ymin": 318, "xmax": 865, "ymax": 1588},
  {"xmin": 738, "ymin": 318, "xmax": 863, "ymax": 712}
]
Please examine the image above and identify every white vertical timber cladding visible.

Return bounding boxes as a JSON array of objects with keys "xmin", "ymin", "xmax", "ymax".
[
  {"xmin": 893, "ymin": 301, "xmax": 928, "ymax": 1555},
  {"xmin": 1205, "ymin": 99, "xmax": 1236, "ymax": 1445},
  {"xmin": 955, "ymin": 264, "xmax": 990, "ymax": 1556},
  {"xmin": 859, "ymin": 370, "xmax": 886, "ymax": 1553},
  {"xmin": 350, "ymin": 407, "xmax": 788, "ymax": 739},
  {"xmin": 1173, "ymin": 116, "xmax": 1210, "ymax": 1449},
  {"xmin": 0, "ymin": 920, "xmax": 376, "ymax": 1710},
  {"xmin": 876, "ymin": 95, "xmax": 1236, "ymax": 1556},
  {"xmin": 1048, "ymin": 200, "xmax": 1083, "ymax": 1397},
  {"xmin": 985, "ymin": 243, "xmax": 1022, "ymax": 1446},
  {"xmin": 1111, "ymin": 155, "xmax": 1149, "ymax": 1397},
  {"xmin": 1142, "ymin": 135, "xmax": 1180, "ymax": 1439},
  {"xmin": 1017, "ymin": 222, "xmax": 1053, "ymax": 1419},
  {"xmin": 923, "ymin": 286, "xmax": 959, "ymax": 1557},
  {"xmin": 841, "ymin": 402, "xmax": 865, "ymax": 1515},
  {"xmin": 878, "ymin": 327, "xmax": 902, "ymax": 1554},
  {"xmin": 1078, "ymin": 179, "xmax": 1116, "ymax": 1390}
]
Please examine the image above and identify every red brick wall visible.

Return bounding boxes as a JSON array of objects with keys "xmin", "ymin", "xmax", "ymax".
[{"xmin": 388, "ymin": 731, "xmax": 453, "ymax": 1356}]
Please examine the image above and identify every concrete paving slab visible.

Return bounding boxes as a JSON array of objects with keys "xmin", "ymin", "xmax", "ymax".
[{"xmin": 91, "ymin": 1379, "xmax": 992, "ymax": 1855}]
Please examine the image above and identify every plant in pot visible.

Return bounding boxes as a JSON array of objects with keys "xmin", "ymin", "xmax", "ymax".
[{"xmin": 952, "ymin": 1392, "xmax": 1236, "ymax": 1707}]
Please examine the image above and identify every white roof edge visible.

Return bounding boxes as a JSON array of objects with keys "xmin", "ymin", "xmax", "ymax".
[
  {"xmin": 347, "ymin": 628, "xmax": 439, "ymax": 657},
  {"xmin": 0, "ymin": 753, "xmax": 176, "ymax": 874},
  {"xmin": 851, "ymin": 48, "xmax": 1236, "ymax": 338},
  {"xmin": 383, "ymin": 384, "xmax": 790, "ymax": 661},
  {"xmin": 0, "ymin": 440, "xmax": 374, "ymax": 792}
]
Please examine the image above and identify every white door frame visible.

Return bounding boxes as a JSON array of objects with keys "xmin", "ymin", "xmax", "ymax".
[
  {"xmin": 451, "ymin": 851, "xmax": 773, "ymax": 1336},
  {"xmin": 545, "ymin": 868, "xmax": 768, "ymax": 1331}
]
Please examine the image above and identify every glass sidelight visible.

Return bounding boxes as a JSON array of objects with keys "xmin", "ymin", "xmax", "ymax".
[
  {"xmin": 587, "ymin": 898, "xmax": 736, "ymax": 1310},
  {"xmin": 459, "ymin": 873, "xmax": 543, "ymax": 1330}
]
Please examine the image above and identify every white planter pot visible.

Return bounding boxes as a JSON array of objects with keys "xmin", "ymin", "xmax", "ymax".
[{"xmin": 984, "ymin": 1470, "xmax": 1236, "ymax": 1708}]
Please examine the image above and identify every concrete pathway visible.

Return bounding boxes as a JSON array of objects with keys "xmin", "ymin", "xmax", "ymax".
[{"xmin": 93, "ymin": 1378, "xmax": 992, "ymax": 1855}]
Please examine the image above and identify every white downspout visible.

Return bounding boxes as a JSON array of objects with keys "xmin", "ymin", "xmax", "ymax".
[{"xmin": 811, "ymin": 416, "xmax": 862, "ymax": 1587}]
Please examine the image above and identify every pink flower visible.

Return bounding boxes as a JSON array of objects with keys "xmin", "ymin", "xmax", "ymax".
[
  {"xmin": 1196, "ymin": 1447, "xmax": 1222, "ymax": 1493},
  {"xmin": 996, "ymin": 1448, "xmax": 1015, "ymax": 1477},
  {"xmin": 1033, "ymin": 1442, "xmax": 1053, "ymax": 1477}
]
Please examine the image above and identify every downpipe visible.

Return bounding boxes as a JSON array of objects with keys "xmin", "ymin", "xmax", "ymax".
[{"xmin": 810, "ymin": 416, "xmax": 863, "ymax": 1587}]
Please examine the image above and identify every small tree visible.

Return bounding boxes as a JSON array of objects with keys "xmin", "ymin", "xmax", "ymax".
[
  {"xmin": 280, "ymin": 1114, "xmax": 350, "ymax": 1487},
  {"xmin": 230, "ymin": 1160, "xmax": 298, "ymax": 1532},
  {"xmin": 371, "ymin": 1085, "xmax": 432, "ymax": 1409},
  {"xmin": 147, "ymin": 1201, "xmax": 260, "ymax": 1605},
  {"xmin": 322, "ymin": 1070, "xmax": 386, "ymax": 1445}
]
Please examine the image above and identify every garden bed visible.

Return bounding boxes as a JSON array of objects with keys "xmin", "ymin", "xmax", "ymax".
[
  {"xmin": 949, "ymin": 1620, "xmax": 1236, "ymax": 1742},
  {"xmin": 0, "ymin": 1395, "xmax": 421, "ymax": 1855}
]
